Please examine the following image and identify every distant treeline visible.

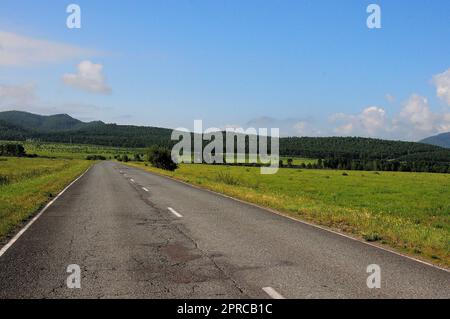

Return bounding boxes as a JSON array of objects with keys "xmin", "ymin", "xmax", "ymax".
[
  {"xmin": 319, "ymin": 157, "xmax": 450, "ymax": 174},
  {"xmin": 2, "ymin": 111, "xmax": 450, "ymax": 172}
]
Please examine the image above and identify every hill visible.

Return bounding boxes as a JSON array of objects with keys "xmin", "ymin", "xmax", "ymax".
[
  {"xmin": 0, "ymin": 111, "xmax": 91, "ymax": 131},
  {"xmin": 0, "ymin": 110, "xmax": 173, "ymax": 148},
  {"xmin": 1, "ymin": 110, "xmax": 450, "ymax": 164},
  {"xmin": 280, "ymin": 136, "xmax": 450, "ymax": 160},
  {"xmin": 421, "ymin": 132, "xmax": 450, "ymax": 148}
]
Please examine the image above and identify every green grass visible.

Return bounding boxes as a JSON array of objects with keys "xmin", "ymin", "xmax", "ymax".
[
  {"xmin": 0, "ymin": 140, "xmax": 143, "ymax": 159},
  {"xmin": 280, "ymin": 157, "xmax": 317, "ymax": 165},
  {"xmin": 125, "ymin": 162, "xmax": 450, "ymax": 267},
  {"xmin": 0, "ymin": 157, "xmax": 91, "ymax": 240}
]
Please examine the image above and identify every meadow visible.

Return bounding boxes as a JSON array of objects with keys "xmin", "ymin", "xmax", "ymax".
[
  {"xmin": 0, "ymin": 157, "xmax": 91, "ymax": 241},
  {"xmin": 0, "ymin": 140, "xmax": 142, "ymax": 159},
  {"xmin": 125, "ymin": 162, "xmax": 450, "ymax": 267}
]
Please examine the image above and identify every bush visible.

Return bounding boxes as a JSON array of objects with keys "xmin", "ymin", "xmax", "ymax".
[
  {"xmin": 147, "ymin": 146, "xmax": 178, "ymax": 171},
  {"xmin": 363, "ymin": 232, "xmax": 383, "ymax": 242},
  {"xmin": 86, "ymin": 155, "xmax": 107, "ymax": 160},
  {"xmin": 0, "ymin": 174, "xmax": 9, "ymax": 186},
  {"xmin": 287, "ymin": 158, "xmax": 293, "ymax": 167},
  {"xmin": 0, "ymin": 144, "xmax": 26, "ymax": 157}
]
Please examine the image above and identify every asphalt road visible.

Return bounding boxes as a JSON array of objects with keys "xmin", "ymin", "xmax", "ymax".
[{"xmin": 0, "ymin": 161, "xmax": 449, "ymax": 298}]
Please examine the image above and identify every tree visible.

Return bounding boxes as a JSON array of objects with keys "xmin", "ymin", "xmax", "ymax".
[
  {"xmin": 287, "ymin": 158, "xmax": 293, "ymax": 167},
  {"xmin": 0, "ymin": 144, "xmax": 26, "ymax": 157},
  {"xmin": 133, "ymin": 153, "xmax": 142, "ymax": 162},
  {"xmin": 147, "ymin": 145, "xmax": 178, "ymax": 171}
]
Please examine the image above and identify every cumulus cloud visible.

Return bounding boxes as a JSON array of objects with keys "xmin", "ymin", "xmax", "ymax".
[
  {"xmin": 0, "ymin": 31, "xmax": 97, "ymax": 66},
  {"xmin": 399, "ymin": 94, "xmax": 435, "ymax": 132},
  {"xmin": 331, "ymin": 106, "xmax": 387, "ymax": 137},
  {"xmin": 63, "ymin": 60, "xmax": 111, "ymax": 94},
  {"xmin": 433, "ymin": 68, "xmax": 450, "ymax": 105},
  {"xmin": 330, "ymin": 95, "xmax": 450, "ymax": 140}
]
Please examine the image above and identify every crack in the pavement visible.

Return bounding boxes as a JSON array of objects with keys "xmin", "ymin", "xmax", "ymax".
[{"xmin": 172, "ymin": 222, "xmax": 248, "ymax": 297}]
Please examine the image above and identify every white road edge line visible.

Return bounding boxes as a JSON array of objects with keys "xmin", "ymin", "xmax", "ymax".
[
  {"xmin": 168, "ymin": 207, "xmax": 183, "ymax": 218},
  {"xmin": 262, "ymin": 287, "xmax": 285, "ymax": 299},
  {"xmin": 142, "ymin": 187, "xmax": 149, "ymax": 192},
  {"xmin": 0, "ymin": 166, "xmax": 92, "ymax": 258}
]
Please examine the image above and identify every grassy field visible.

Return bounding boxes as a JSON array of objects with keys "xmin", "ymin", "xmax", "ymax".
[
  {"xmin": 125, "ymin": 162, "xmax": 450, "ymax": 267},
  {"xmin": 280, "ymin": 157, "xmax": 317, "ymax": 165},
  {"xmin": 0, "ymin": 157, "xmax": 91, "ymax": 240},
  {"xmin": 0, "ymin": 140, "xmax": 142, "ymax": 159}
]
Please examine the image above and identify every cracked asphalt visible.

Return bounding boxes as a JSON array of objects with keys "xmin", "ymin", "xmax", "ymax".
[{"xmin": 0, "ymin": 161, "xmax": 449, "ymax": 298}]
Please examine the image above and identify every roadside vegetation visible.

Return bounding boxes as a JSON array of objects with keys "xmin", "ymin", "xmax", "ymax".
[
  {"xmin": 0, "ymin": 140, "xmax": 140, "ymax": 160},
  {"xmin": 147, "ymin": 145, "xmax": 178, "ymax": 171},
  {"xmin": 0, "ymin": 156, "xmax": 91, "ymax": 240},
  {"xmin": 124, "ymin": 162, "xmax": 450, "ymax": 267}
]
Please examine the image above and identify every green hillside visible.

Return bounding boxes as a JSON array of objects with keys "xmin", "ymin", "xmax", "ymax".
[{"xmin": 1, "ymin": 110, "xmax": 450, "ymax": 164}]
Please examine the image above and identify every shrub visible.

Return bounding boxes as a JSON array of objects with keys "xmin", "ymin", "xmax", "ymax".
[
  {"xmin": 0, "ymin": 174, "xmax": 9, "ymax": 186},
  {"xmin": 363, "ymin": 232, "xmax": 383, "ymax": 242},
  {"xmin": 86, "ymin": 155, "xmax": 107, "ymax": 160},
  {"xmin": 147, "ymin": 145, "xmax": 178, "ymax": 171},
  {"xmin": 287, "ymin": 158, "xmax": 293, "ymax": 167},
  {"xmin": 0, "ymin": 144, "xmax": 26, "ymax": 157}
]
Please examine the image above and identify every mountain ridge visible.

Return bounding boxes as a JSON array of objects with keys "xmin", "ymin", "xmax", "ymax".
[
  {"xmin": 1, "ymin": 110, "xmax": 450, "ymax": 163},
  {"xmin": 421, "ymin": 132, "xmax": 450, "ymax": 149}
]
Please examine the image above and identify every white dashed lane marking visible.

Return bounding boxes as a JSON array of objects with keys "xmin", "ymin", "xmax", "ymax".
[
  {"xmin": 168, "ymin": 207, "xmax": 183, "ymax": 218},
  {"xmin": 262, "ymin": 287, "xmax": 285, "ymax": 299}
]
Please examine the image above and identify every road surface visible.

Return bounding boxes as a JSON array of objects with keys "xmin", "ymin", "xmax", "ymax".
[{"xmin": 0, "ymin": 161, "xmax": 449, "ymax": 298}]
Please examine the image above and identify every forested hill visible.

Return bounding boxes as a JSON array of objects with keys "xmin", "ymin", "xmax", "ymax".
[
  {"xmin": 1, "ymin": 110, "xmax": 450, "ymax": 163},
  {"xmin": 0, "ymin": 111, "xmax": 89, "ymax": 131},
  {"xmin": 280, "ymin": 136, "xmax": 450, "ymax": 161},
  {"xmin": 0, "ymin": 111, "xmax": 173, "ymax": 148}
]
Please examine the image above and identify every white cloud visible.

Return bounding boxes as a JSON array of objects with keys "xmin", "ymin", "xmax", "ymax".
[
  {"xmin": 331, "ymin": 106, "xmax": 387, "ymax": 137},
  {"xmin": 330, "ymin": 95, "xmax": 450, "ymax": 140},
  {"xmin": 399, "ymin": 94, "xmax": 435, "ymax": 132},
  {"xmin": 0, "ymin": 31, "xmax": 97, "ymax": 66},
  {"xmin": 433, "ymin": 68, "xmax": 450, "ymax": 105},
  {"xmin": 63, "ymin": 60, "xmax": 111, "ymax": 94},
  {"xmin": 0, "ymin": 82, "xmax": 36, "ymax": 105}
]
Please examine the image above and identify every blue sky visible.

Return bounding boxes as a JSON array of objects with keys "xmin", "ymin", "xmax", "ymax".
[{"xmin": 0, "ymin": 0, "xmax": 449, "ymax": 140}]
